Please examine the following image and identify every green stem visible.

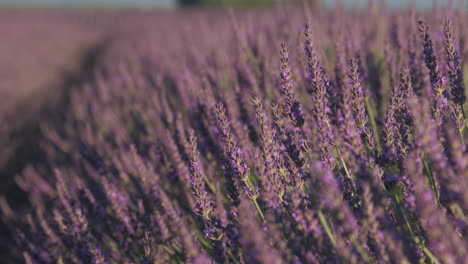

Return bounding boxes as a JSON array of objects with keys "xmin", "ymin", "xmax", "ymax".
[
  {"xmin": 421, "ymin": 155, "xmax": 441, "ymax": 207},
  {"xmin": 461, "ymin": 104, "xmax": 466, "ymax": 120},
  {"xmin": 252, "ymin": 198, "xmax": 265, "ymax": 223},
  {"xmin": 365, "ymin": 97, "xmax": 381, "ymax": 150},
  {"xmin": 242, "ymin": 178, "xmax": 265, "ymax": 223},
  {"xmin": 299, "ymin": 182, "xmax": 306, "ymax": 195},
  {"xmin": 242, "ymin": 177, "xmax": 253, "ymax": 189},
  {"xmin": 227, "ymin": 250, "xmax": 241, "ymax": 264},
  {"xmin": 162, "ymin": 245, "xmax": 175, "ymax": 255},
  {"xmin": 204, "ymin": 176, "xmax": 216, "ymax": 193},
  {"xmin": 392, "ymin": 192, "xmax": 414, "ymax": 235},
  {"xmin": 326, "ymin": 121, "xmax": 353, "ymax": 180},
  {"xmin": 241, "ymin": 176, "xmax": 265, "ymax": 223},
  {"xmin": 422, "ymin": 246, "xmax": 441, "ymax": 264},
  {"xmin": 459, "ymin": 129, "xmax": 465, "ymax": 146},
  {"xmin": 340, "ymin": 157, "xmax": 352, "ymax": 179},
  {"xmin": 318, "ymin": 210, "xmax": 336, "ymax": 248},
  {"xmin": 392, "ymin": 189, "xmax": 441, "ymax": 264},
  {"xmin": 198, "ymin": 235, "xmax": 211, "ymax": 248},
  {"xmin": 352, "ymin": 239, "xmax": 373, "ymax": 263}
]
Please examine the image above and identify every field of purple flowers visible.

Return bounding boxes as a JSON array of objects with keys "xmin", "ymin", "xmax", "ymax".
[{"xmin": 1, "ymin": 2, "xmax": 468, "ymax": 263}]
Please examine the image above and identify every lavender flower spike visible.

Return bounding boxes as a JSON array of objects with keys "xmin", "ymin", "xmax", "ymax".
[
  {"xmin": 251, "ymin": 92, "xmax": 287, "ymax": 203},
  {"xmin": 348, "ymin": 58, "xmax": 376, "ymax": 152},
  {"xmin": 214, "ymin": 102, "xmax": 262, "ymax": 219},
  {"xmin": 405, "ymin": 154, "xmax": 467, "ymax": 263},
  {"xmin": 186, "ymin": 128, "xmax": 214, "ymax": 219},
  {"xmin": 444, "ymin": 19, "xmax": 466, "ymax": 107},
  {"xmin": 304, "ymin": 21, "xmax": 336, "ymax": 170},
  {"xmin": 280, "ymin": 42, "xmax": 305, "ymax": 127},
  {"xmin": 418, "ymin": 19, "xmax": 448, "ymax": 125},
  {"xmin": 444, "ymin": 19, "xmax": 466, "ymax": 137},
  {"xmin": 379, "ymin": 85, "xmax": 399, "ymax": 167}
]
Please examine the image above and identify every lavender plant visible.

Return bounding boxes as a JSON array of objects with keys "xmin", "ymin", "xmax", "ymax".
[{"xmin": 1, "ymin": 3, "xmax": 468, "ymax": 264}]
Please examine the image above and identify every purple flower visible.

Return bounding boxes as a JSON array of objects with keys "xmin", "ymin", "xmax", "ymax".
[
  {"xmin": 444, "ymin": 20, "xmax": 466, "ymax": 134},
  {"xmin": 405, "ymin": 154, "xmax": 467, "ymax": 263},
  {"xmin": 304, "ymin": 21, "xmax": 336, "ymax": 170},
  {"xmin": 348, "ymin": 57, "xmax": 377, "ymax": 152},
  {"xmin": 280, "ymin": 42, "xmax": 305, "ymax": 128},
  {"xmin": 418, "ymin": 19, "xmax": 448, "ymax": 125},
  {"xmin": 252, "ymin": 93, "xmax": 287, "ymax": 203},
  {"xmin": 444, "ymin": 20, "xmax": 466, "ymax": 106},
  {"xmin": 185, "ymin": 129, "xmax": 215, "ymax": 219}
]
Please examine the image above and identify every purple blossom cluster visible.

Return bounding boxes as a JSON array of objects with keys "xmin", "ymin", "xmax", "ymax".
[{"xmin": 1, "ymin": 3, "xmax": 468, "ymax": 264}]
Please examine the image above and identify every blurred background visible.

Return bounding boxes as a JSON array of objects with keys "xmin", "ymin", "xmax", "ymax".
[
  {"xmin": 0, "ymin": 0, "xmax": 465, "ymax": 258},
  {"xmin": 0, "ymin": 0, "xmax": 465, "ymax": 196},
  {"xmin": 0, "ymin": 0, "xmax": 466, "ymax": 8},
  {"xmin": 0, "ymin": 0, "xmax": 465, "ymax": 203}
]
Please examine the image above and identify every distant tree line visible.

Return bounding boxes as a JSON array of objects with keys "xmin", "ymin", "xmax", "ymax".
[{"xmin": 178, "ymin": 0, "xmax": 316, "ymax": 7}]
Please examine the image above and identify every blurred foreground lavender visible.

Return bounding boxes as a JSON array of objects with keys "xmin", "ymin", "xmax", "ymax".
[{"xmin": 1, "ymin": 3, "xmax": 468, "ymax": 263}]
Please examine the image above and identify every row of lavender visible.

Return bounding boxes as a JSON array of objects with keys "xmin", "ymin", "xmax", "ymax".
[
  {"xmin": 0, "ymin": 11, "xmax": 105, "ymax": 182},
  {"xmin": 2, "ymin": 4, "xmax": 468, "ymax": 263}
]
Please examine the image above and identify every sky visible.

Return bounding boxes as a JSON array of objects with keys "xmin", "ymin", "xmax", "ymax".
[
  {"xmin": 0, "ymin": 0, "xmax": 175, "ymax": 7},
  {"xmin": 0, "ymin": 0, "xmax": 465, "ymax": 8},
  {"xmin": 324, "ymin": 0, "xmax": 465, "ymax": 9}
]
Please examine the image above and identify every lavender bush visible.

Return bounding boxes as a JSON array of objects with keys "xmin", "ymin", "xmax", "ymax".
[{"xmin": 1, "ymin": 2, "xmax": 468, "ymax": 263}]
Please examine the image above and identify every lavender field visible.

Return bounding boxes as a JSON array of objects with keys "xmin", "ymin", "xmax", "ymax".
[{"xmin": 1, "ymin": 2, "xmax": 468, "ymax": 263}]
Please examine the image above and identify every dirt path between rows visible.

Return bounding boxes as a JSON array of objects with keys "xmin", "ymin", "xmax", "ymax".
[{"xmin": 1, "ymin": 37, "xmax": 110, "ymax": 199}]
